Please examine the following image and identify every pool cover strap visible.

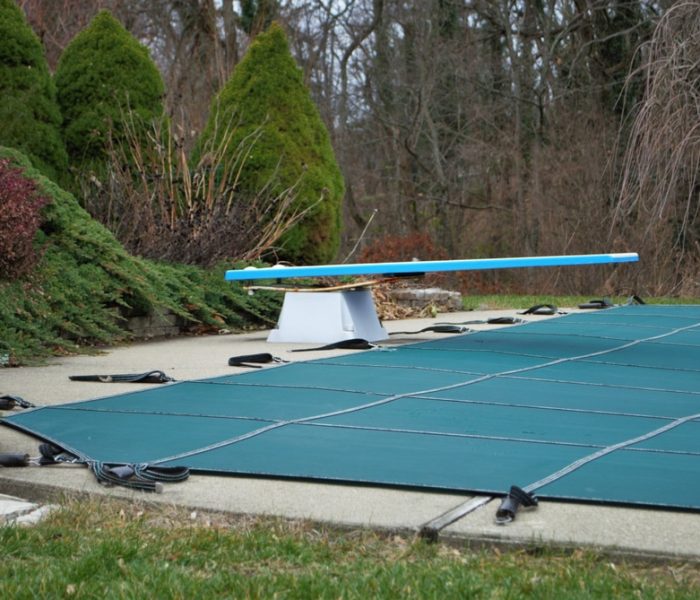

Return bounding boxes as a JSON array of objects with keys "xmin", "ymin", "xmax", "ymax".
[
  {"xmin": 435, "ymin": 317, "xmax": 525, "ymax": 326},
  {"xmin": 518, "ymin": 304, "xmax": 560, "ymax": 315},
  {"xmin": 495, "ymin": 486, "xmax": 539, "ymax": 524},
  {"xmin": 35, "ymin": 442, "xmax": 189, "ymax": 492},
  {"xmin": 89, "ymin": 462, "xmax": 190, "ymax": 493},
  {"xmin": 0, "ymin": 395, "xmax": 34, "ymax": 410},
  {"xmin": 228, "ymin": 353, "xmax": 286, "ymax": 368},
  {"xmin": 578, "ymin": 298, "xmax": 614, "ymax": 309},
  {"xmin": 291, "ymin": 338, "xmax": 378, "ymax": 352},
  {"xmin": 389, "ymin": 324, "xmax": 470, "ymax": 335},
  {"xmin": 69, "ymin": 370, "xmax": 174, "ymax": 384},
  {"xmin": 38, "ymin": 442, "xmax": 80, "ymax": 465}
]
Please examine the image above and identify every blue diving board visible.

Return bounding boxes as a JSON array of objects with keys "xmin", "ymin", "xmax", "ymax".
[
  {"xmin": 225, "ymin": 252, "xmax": 639, "ymax": 281},
  {"xmin": 226, "ymin": 252, "xmax": 639, "ymax": 343}
]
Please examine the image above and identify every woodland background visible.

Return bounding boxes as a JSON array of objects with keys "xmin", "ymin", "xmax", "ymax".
[{"xmin": 16, "ymin": 0, "xmax": 700, "ymax": 296}]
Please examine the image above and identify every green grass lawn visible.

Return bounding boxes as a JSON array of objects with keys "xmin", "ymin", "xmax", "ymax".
[
  {"xmin": 1, "ymin": 498, "xmax": 698, "ymax": 598},
  {"xmin": 461, "ymin": 295, "xmax": 700, "ymax": 311}
]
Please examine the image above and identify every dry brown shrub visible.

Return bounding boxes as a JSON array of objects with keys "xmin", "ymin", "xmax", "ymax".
[
  {"xmin": 79, "ymin": 113, "xmax": 306, "ymax": 267},
  {"xmin": 614, "ymin": 1, "xmax": 700, "ymax": 295}
]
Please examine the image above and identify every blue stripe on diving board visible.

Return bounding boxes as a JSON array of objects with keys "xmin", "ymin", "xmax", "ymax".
[{"xmin": 225, "ymin": 253, "xmax": 639, "ymax": 281}]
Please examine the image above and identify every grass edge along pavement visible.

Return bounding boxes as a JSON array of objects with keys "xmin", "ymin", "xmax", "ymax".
[
  {"xmin": 0, "ymin": 146, "xmax": 281, "ymax": 365},
  {"xmin": 1, "ymin": 497, "xmax": 699, "ymax": 598},
  {"xmin": 460, "ymin": 294, "xmax": 700, "ymax": 311}
]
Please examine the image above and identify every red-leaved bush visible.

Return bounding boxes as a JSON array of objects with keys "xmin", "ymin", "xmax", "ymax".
[
  {"xmin": 358, "ymin": 232, "xmax": 450, "ymax": 264},
  {"xmin": 0, "ymin": 159, "xmax": 50, "ymax": 279},
  {"xmin": 358, "ymin": 232, "xmax": 451, "ymax": 287}
]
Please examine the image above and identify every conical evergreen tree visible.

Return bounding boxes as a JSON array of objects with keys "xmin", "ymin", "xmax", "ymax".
[
  {"xmin": 54, "ymin": 10, "xmax": 165, "ymax": 179},
  {"xmin": 0, "ymin": 0, "xmax": 68, "ymax": 182},
  {"xmin": 197, "ymin": 22, "xmax": 344, "ymax": 264}
]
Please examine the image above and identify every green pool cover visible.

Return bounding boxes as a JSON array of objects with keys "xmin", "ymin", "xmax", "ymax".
[{"xmin": 4, "ymin": 304, "xmax": 700, "ymax": 510}]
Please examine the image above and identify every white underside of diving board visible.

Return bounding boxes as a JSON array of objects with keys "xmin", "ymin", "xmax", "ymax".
[{"xmin": 267, "ymin": 290, "xmax": 388, "ymax": 343}]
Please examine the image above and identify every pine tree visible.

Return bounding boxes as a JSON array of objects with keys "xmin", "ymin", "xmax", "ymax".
[
  {"xmin": 0, "ymin": 0, "xmax": 67, "ymax": 182},
  {"xmin": 197, "ymin": 22, "xmax": 344, "ymax": 265},
  {"xmin": 54, "ymin": 10, "xmax": 165, "ymax": 178}
]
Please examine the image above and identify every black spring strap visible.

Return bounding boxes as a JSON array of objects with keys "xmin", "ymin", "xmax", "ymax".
[
  {"xmin": 88, "ymin": 462, "xmax": 190, "ymax": 493},
  {"xmin": 228, "ymin": 353, "xmax": 286, "ymax": 368},
  {"xmin": 38, "ymin": 442, "xmax": 80, "ymax": 465},
  {"xmin": 389, "ymin": 324, "xmax": 470, "ymax": 335},
  {"xmin": 495, "ymin": 485, "xmax": 539, "ymax": 524},
  {"xmin": 485, "ymin": 316, "xmax": 525, "ymax": 325},
  {"xmin": 69, "ymin": 370, "xmax": 174, "ymax": 384},
  {"xmin": 291, "ymin": 338, "xmax": 377, "ymax": 352},
  {"xmin": 579, "ymin": 295, "xmax": 645, "ymax": 309},
  {"xmin": 1, "ymin": 443, "xmax": 75, "ymax": 467},
  {"xmin": 436, "ymin": 317, "xmax": 525, "ymax": 326},
  {"xmin": 33, "ymin": 443, "xmax": 188, "ymax": 492},
  {"xmin": 578, "ymin": 298, "xmax": 614, "ymax": 309},
  {"xmin": 519, "ymin": 304, "xmax": 560, "ymax": 316},
  {"xmin": 0, "ymin": 395, "xmax": 35, "ymax": 410}
]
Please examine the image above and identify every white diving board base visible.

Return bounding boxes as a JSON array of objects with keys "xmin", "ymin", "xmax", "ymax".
[{"xmin": 267, "ymin": 290, "xmax": 388, "ymax": 343}]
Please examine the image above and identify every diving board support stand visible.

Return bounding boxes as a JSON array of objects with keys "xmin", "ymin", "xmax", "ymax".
[{"xmin": 267, "ymin": 289, "xmax": 388, "ymax": 343}]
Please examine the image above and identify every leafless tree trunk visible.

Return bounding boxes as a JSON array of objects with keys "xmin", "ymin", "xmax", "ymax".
[{"xmin": 18, "ymin": 0, "xmax": 688, "ymax": 293}]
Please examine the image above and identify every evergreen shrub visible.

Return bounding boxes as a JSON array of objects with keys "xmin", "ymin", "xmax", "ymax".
[
  {"xmin": 54, "ymin": 10, "xmax": 165, "ymax": 179},
  {"xmin": 0, "ymin": 0, "xmax": 68, "ymax": 181},
  {"xmin": 196, "ymin": 23, "xmax": 344, "ymax": 265}
]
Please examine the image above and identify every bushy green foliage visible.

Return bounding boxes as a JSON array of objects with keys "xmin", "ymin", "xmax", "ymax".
[
  {"xmin": 54, "ymin": 10, "xmax": 165, "ymax": 179},
  {"xmin": 0, "ymin": 0, "xmax": 68, "ymax": 181},
  {"xmin": 196, "ymin": 22, "xmax": 344, "ymax": 265},
  {"xmin": 0, "ymin": 147, "xmax": 280, "ymax": 364}
]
